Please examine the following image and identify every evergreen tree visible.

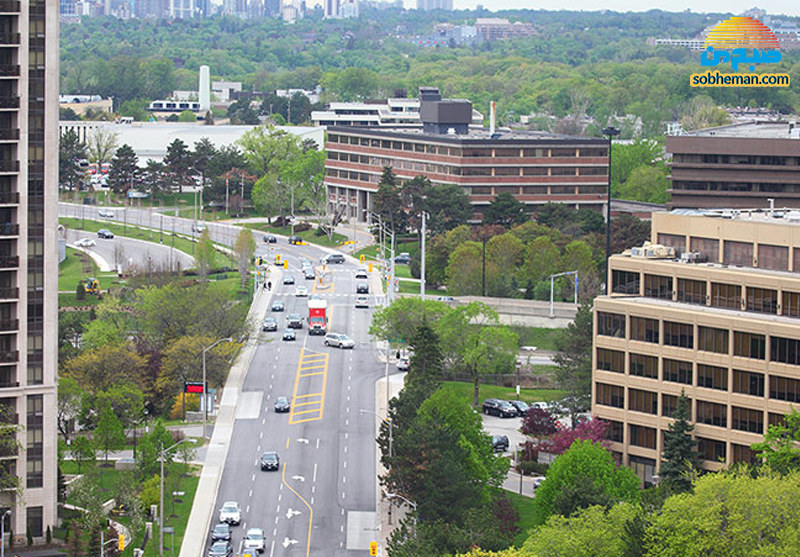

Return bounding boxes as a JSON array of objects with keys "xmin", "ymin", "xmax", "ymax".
[
  {"xmin": 484, "ymin": 192, "xmax": 527, "ymax": 227},
  {"xmin": 59, "ymin": 129, "xmax": 87, "ymax": 193},
  {"xmin": 164, "ymin": 138, "xmax": 193, "ymax": 193},
  {"xmin": 407, "ymin": 323, "xmax": 443, "ymax": 382},
  {"xmin": 660, "ymin": 392, "xmax": 700, "ymax": 491},
  {"xmin": 107, "ymin": 144, "xmax": 139, "ymax": 194},
  {"xmin": 192, "ymin": 137, "xmax": 217, "ymax": 194},
  {"xmin": 552, "ymin": 300, "xmax": 593, "ymax": 425},
  {"xmin": 94, "ymin": 405, "xmax": 125, "ymax": 463}
]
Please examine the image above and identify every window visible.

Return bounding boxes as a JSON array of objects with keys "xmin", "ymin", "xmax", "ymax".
[
  {"xmin": 661, "ymin": 394, "xmax": 690, "ymax": 418},
  {"xmin": 731, "ymin": 406, "xmax": 763, "ymax": 434},
  {"xmin": 697, "ymin": 326, "xmax": 729, "ymax": 354},
  {"xmin": 596, "ymin": 348, "xmax": 624, "ymax": 373},
  {"xmin": 522, "ymin": 148, "xmax": 547, "ymax": 158},
  {"xmin": 724, "ymin": 240, "xmax": 753, "ymax": 267},
  {"xmin": 690, "ymin": 237, "xmax": 720, "ymax": 263},
  {"xmin": 782, "ymin": 291, "xmax": 800, "ymax": 317},
  {"xmin": 630, "ymin": 316, "xmax": 659, "ymax": 343},
  {"xmin": 550, "ymin": 166, "xmax": 577, "ymax": 176},
  {"xmin": 771, "ymin": 336, "xmax": 800, "ymax": 365},
  {"xmin": 663, "ymin": 321, "xmax": 693, "ymax": 349},
  {"xmin": 596, "ymin": 383, "xmax": 624, "ymax": 408},
  {"xmin": 611, "ymin": 270, "xmax": 639, "ymax": 295},
  {"xmin": 696, "ymin": 401, "xmax": 727, "ymax": 427},
  {"xmin": 711, "ymin": 283, "xmax": 741, "ymax": 310},
  {"xmin": 677, "ymin": 278, "xmax": 706, "ymax": 305},
  {"xmin": 698, "ymin": 438, "xmax": 726, "ymax": 462},
  {"xmin": 522, "ymin": 167, "xmax": 548, "ymax": 176},
  {"xmin": 629, "ymin": 424, "xmax": 657, "ymax": 449},
  {"xmin": 732, "ymin": 443, "xmax": 758, "ymax": 464},
  {"xmin": 697, "ymin": 364, "xmax": 728, "ymax": 391},
  {"xmin": 769, "ymin": 412, "xmax": 787, "ymax": 428},
  {"xmin": 734, "ymin": 332, "xmax": 766, "ymax": 360},
  {"xmin": 657, "ymin": 233, "xmax": 686, "ymax": 253},
  {"xmin": 732, "ymin": 370, "xmax": 764, "ymax": 397},
  {"xmin": 770, "ymin": 375, "xmax": 800, "ymax": 402},
  {"xmin": 644, "ymin": 274, "xmax": 672, "ymax": 300},
  {"xmin": 746, "ymin": 287, "xmax": 778, "ymax": 314},
  {"xmin": 597, "ymin": 312, "xmax": 625, "ymax": 338},
  {"xmin": 629, "ymin": 388, "xmax": 658, "ymax": 415},
  {"xmin": 26, "ymin": 506, "xmax": 42, "ymax": 538},
  {"xmin": 606, "ymin": 420, "xmax": 624, "ymax": 442},
  {"xmin": 758, "ymin": 244, "xmax": 788, "ymax": 271},
  {"xmin": 551, "ymin": 148, "xmax": 576, "ymax": 157},
  {"xmin": 629, "ymin": 353, "xmax": 658, "ymax": 379},
  {"xmin": 494, "ymin": 148, "xmax": 519, "ymax": 158},
  {"xmin": 578, "ymin": 167, "xmax": 607, "ymax": 176},
  {"xmin": 663, "ymin": 358, "xmax": 692, "ymax": 384},
  {"xmin": 494, "ymin": 167, "xmax": 520, "ymax": 176}
]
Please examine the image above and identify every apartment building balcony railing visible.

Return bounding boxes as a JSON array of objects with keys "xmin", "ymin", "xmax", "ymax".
[
  {"xmin": 0, "ymin": 33, "xmax": 19, "ymax": 46},
  {"xmin": 0, "ymin": 319, "xmax": 17, "ymax": 332},
  {"xmin": 0, "ymin": 288, "xmax": 17, "ymax": 300},
  {"xmin": 0, "ymin": 350, "xmax": 17, "ymax": 363},
  {"xmin": 0, "ymin": 97, "xmax": 18, "ymax": 110},
  {"xmin": 0, "ymin": 225, "xmax": 17, "ymax": 238},
  {"xmin": 0, "ymin": 161, "xmax": 17, "ymax": 174},
  {"xmin": 0, "ymin": 1, "xmax": 20, "ymax": 13},
  {"xmin": 0, "ymin": 129, "xmax": 18, "ymax": 141},
  {"xmin": 0, "ymin": 192, "xmax": 17, "ymax": 205},
  {"xmin": 0, "ymin": 65, "xmax": 19, "ymax": 77}
]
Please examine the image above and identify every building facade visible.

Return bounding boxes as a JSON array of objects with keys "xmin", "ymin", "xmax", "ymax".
[
  {"xmin": 416, "ymin": 0, "xmax": 451, "ymax": 9},
  {"xmin": 593, "ymin": 210, "xmax": 800, "ymax": 484},
  {"xmin": 0, "ymin": 0, "xmax": 59, "ymax": 539},
  {"xmin": 666, "ymin": 122, "xmax": 800, "ymax": 210}
]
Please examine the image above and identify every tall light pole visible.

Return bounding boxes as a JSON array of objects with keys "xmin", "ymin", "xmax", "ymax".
[
  {"xmin": 386, "ymin": 493, "xmax": 417, "ymax": 537},
  {"xmin": 202, "ymin": 337, "xmax": 234, "ymax": 439},
  {"xmin": 601, "ymin": 126, "xmax": 620, "ymax": 294},
  {"xmin": 420, "ymin": 212, "xmax": 427, "ymax": 299},
  {"xmin": 1, "ymin": 509, "xmax": 10, "ymax": 557},
  {"xmin": 160, "ymin": 438, "xmax": 195, "ymax": 557},
  {"xmin": 359, "ymin": 409, "xmax": 392, "ymax": 461}
]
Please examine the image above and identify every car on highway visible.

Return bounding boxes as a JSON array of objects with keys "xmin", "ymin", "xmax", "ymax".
[
  {"xmin": 97, "ymin": 209, "xmax": 115, "ymax": 218},
  {"xmin": 396, "ymin": 357, "xmax": 410, "ymax": 371},
  {"xmin": 75, "ymin": 238, "xmax": 96, "ymax": 248},
  {"xmin": 263, "ymin": 234, "xmax": 277, "ymax": 243},
  {"xmin": 304, "ymin": 268, "xmax": 315, "ymax": 280},
  {"xmin": 282, "ymin": 328, "xmax": 296, "ymax": 341},
  {"xmin": 97, "ymin": 229, "xmax": 114, "ymax": 239},
  {"xmin": 288, "ymin": 235, "xmax": 303, "ymax": 245},
  {"xmin": 355, "ymin": 268, "xmax": 368, "ymax": 279},
  {"xmin": 394, "ymin": 254, "xmax": 411, "ymax": 265},
  {"xmin": 482, "ymin": 399, "xmax": 517, "ymax": 418},
  {"xmin": 274, "ymin": 396, "xmax": 290, "ymax": 413},
  {"xmin": 218, "ymin": 501, "xmax": 241, "ymax": 525},
  {"xmin": 192, "ymin": 223, "xmax": 207, "ymax": 234},
  {"xmin": 492, "ymin": 435, "xmax": 509, "ymax": 453},
  {"xmin": 355, "ymin": 295, "xmax": 369, "ymax": 308},
  {"xmin": 260, "ymin": 451, "xmax": 280, "ymax": 471},
  {"xmin": 283, "ymin": 276, "xmax": 295, "ymax": 285},
  {"xmin": 243, "ymin": 528, "xmax": 266, "ymax": 553},
  {"xmin": 287, "ymin": 314, "xmax": 303, "ymax": 329},
  {"xmin": 509, "ymin": 400, "xmax": 530, "ymax": 416},
  {"xmin": 271, "ymin": 300, "xmax": 285, "ymax": 312},
  {"xmin": 436, "ymin": 296, "xmax": 455, "ymax": 302},
  {"xmin": 261, "ymin": 317, "xmax": 278, "ymax": 332},
  {"xmin": 208, "ymin": 541, "xmax": 233, "ymax": 557},
  {"xmin": 324, "ymin": 332, "xmax": 355, "ymax": 349},
  {"xmin": 321, "ymin": 253, "xmax": 345, "ymax": 265},
  {"xmin": 211, "ymin": 523, "xmax": 231, "ymax": 542},
  {"xmin": 295, "ymin": 285, "xmax": 308, "ymax": 297},
  {"xmin": 356, "ymin": 282, "xmax": 369, "ymax": 294}
]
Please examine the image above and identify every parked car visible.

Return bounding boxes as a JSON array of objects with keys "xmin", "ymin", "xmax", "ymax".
[
  {"xmin": 263, "ymin": 234, "xmax": 277, "ymax": 243},
  {"xmin": 356, "ymin": 282, "xmax": 369, "ymax": 294},
  {"xmin": 271, "ymin": 300, "xmax": 285, "ymax": 312},
  {"xmin": 283, "ymin": 276, "xmax": 295, "ymax": 285},
  {"xmin": 287, "ymin": 314, "xmax": 303, "ymax": 329},
  {"xmin": 97, "ymin": 229, "xmax": 114, "ymax": 239},
  {"xmin": 355, "ymin": 268, "xmax": 368, "ymax": 279},
  {"xmin": 218, "ymin": 501, "xmax": 241, "ymax": 525},
  {"xmin": 355, "ymin": 295, "xmax": 369, "ymax": 308},
  {"xmin": 288, "ymin": 235, "xmax": 303, "ymax": 245},
  {"xmin": 295, "ymin": 285, "xmax": 309, "ymax": 297},
  {"xmin": 509, "ymin": 400, "xmax": 530, "ymax": 416},
  {"xmin": 324, "ymin": 333, "xmax": 355, "ymax": 349},
  {"xmin": 211, "ymin": 523, "xmax": 231, "ymax": 542},
  {"xmin": 243, "ymin": 528, "xmax": 266, "ymax": 553},
  {"xmin": 321, "ymin": 253, "xmax": 345, "ymax": 264},
  {"xmin": 482, "ymin": 399, "xmax": 517, "ymax": 418},
  {"xmin": 75, "ymin": 238, "xmax": 96, "ymax": 248},
  {"xmin": 208, "ymin": 541, "xmax": 233, "ymax": 557},
  {"xmin": 282, "ymin": 329, "xmax": 296, "ymax": 341},
  {"xmin": 274, "ymin": 396, "xmax": 290, "ymax": 413},
  {"xmin": 394, "ymin": 254, "xmax": 411, "ymax": 265},
  {"xmin": 260, "ymin": 451, "xmax": 280, "ymax": 471},
  {"xmin": 261, "ymin": 317, "xmax": 278, "ymax": 332},
  {"xmin": 532, "ymin": 476, "xmax": 546, "ymax": 490},
  {"xmin": 396, "ymin": 357, "xmax": 410, "ymax": 371},
  {"xmin": 492, "ymin": 435, "xmax": 509, "ymax": 452}
]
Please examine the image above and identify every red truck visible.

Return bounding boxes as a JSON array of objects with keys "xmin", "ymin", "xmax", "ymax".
[{"xmin": 308, "ymin": 299, "xmax": 328, "ymax": 335}]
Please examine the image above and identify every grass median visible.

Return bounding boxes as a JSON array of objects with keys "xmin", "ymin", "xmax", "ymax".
[
  {"xmin": 442, "ymin": 380, "xmax": 565, "ymax": 408},
  {"xmin": 244, "ymin": 222, "xmax": 348, "ymax": 249}
]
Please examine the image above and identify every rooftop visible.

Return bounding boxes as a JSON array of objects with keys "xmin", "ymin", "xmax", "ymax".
[
  {"xmin": 685, "ymin": 120, "xmax": 800, "ymax": 139},
  {"xmin": 669, "ymin": 206, "xmax": 800, "ymax": 226},
  {"xmin": 327, "ymin": 125, "xmax": 604, "ymax": 144}
]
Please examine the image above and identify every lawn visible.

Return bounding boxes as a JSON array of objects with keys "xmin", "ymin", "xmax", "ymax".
[
  {"xmin": 59, "ymin": 248, "xmax": 100, "ymax": 292},
  {"xmin": 394, "ymin": 264, "xmax": 413, "ymax": 279},
  {"xmin": 244, "ymin": 223, "xmax": 347, "ymax": 248},
  {"xmin": 510, "ymin": 326, "xmax": 563, "ymax": 352},
  {"xmin": 396, "ymin": 280, "xmax": 442, "ymax": 297},
  {"xmin": 442, "ymin": 380, "xmax": 565, "ymax": 408},
  {"xmin": 207, "ymin": 272, "xmax": 255, "ymax": 304},
  {"xmin": 354, "ymin": 245, "xmax": 383, "ymax": 261},
  {"xmin": 507, "ymin": 491, "xmax": 538, "ymax": 547}
]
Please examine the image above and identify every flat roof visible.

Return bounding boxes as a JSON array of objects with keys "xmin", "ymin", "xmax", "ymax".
[
  {"xmin": 327, "ymin": 125, "xmax": 605, "ymax": 145},
  {"xmin": 667, "ymin": 207, "xmax": 800, "ymax": 226},
  {"xmin": 684, "ymin": 121, "xmax": 800, "ymax": 139}
]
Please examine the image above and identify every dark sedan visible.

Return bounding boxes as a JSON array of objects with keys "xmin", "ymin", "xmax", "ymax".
[
  {"xmin": 260, "ymin": 451, "xmax": 280, "ymax": 471},
  {"xmin": 211, "ymin": 523, "xmax": 231, "ymax": 542},
  {"xmin": 271, "ymin": 300, "xmax": 285, "ymax": 312},
  {"xmin": 274, "ymin": 396, "xmax": 290, "ymax": 413},
  {"xmin": 208, "ymin": 541, "xmax": 232, "ymax": 557},
  {"xmin": 263, "ymin": 234, "xmax": 277, "ymax": 243}
]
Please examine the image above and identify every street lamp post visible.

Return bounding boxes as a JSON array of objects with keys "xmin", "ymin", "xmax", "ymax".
[
  {"xmin": 160, "ymin": 439, "xmax": 195, "ymax": 557},
  {"xmin": 202, "ymin": 338, "xmax": 234, "ymax": 439},
  {"xmin": 386, "ymin": 493, "xmax": 417, "ymax": 537},
  {"xmin": 1, "ymin": 509, "xmax": 10, "ymax": 557},
  {"xmin": 601, "ymin": 126, "xmax": 620, "ymax": 294},
  {"xmin": 359, "ymin": 409, "xmax": 392, "ymax": 461},
  {"xmin": 420, "ymin": 212, "xmax": 427, "ymax": 299}
]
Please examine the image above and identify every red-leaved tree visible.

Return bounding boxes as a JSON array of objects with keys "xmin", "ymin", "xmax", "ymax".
[
  {"xmin": 545, "ymin": 417, "xmax": 610, "ymax": 456},
  {"xmin": 520, "ymin": 407, "xmax": 558, "ymax": 438}
]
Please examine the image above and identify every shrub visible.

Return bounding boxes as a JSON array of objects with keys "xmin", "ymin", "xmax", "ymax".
[
  {"xmin": 518, "ymin": 460, "xmax": 549, "ymax": 476},
  {"xmin": 46, "ymin": 526, "xmax": 51, "ymax": 545},
  {"xmin": 76, "ymin": 282, "xmax": 86, "ymax": 300}
]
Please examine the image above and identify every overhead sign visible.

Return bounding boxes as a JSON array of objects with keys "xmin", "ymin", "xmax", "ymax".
[{"xmin": 184, "ymin": 381, "xmax": 205, "ymax": 394}]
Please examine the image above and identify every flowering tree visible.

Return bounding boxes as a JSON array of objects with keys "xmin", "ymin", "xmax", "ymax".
[
  {"xmin": 520, "ymin": 407, "xmax": 558, "ymax": 438},
  {"xmin": 545, "ymin": 418, "xmax": 610, "ymax": 456}
]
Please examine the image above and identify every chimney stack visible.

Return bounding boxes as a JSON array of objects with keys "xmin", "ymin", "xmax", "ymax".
[{"xmin": 490, "ymin": 101, "xmax": 496, "ymax": 135}]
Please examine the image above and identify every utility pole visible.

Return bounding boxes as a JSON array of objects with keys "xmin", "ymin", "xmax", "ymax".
[
  {"xmin": 482, "ymin": 234, "xmax": 487, "ymax": 297},
  {"xmin": 225, "ymin": 177, "xmax": 229, "ymax": 215},
  {"xmin": 602, "ymin": 126, "xmax": 620, "ymax": 294},
  {"xmin": 420, "ymin": 212, "xmax": 427, "ymax": 299}
]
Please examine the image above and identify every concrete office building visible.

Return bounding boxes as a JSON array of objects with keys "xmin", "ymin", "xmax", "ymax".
[
  {"xmin": 417, "ymin": 0, "xmax": 452, "ymax": 9},
  {"xmin": 593, "ymin": 210, "xmax": 800, "ymax": 484},
  {"xmin": 0, "ymin": 0, "xmax": 59, "ymax": 540},
  {"xmin": 667, "ymin": 121, "xmax": 800, "ymax": 210},
  {"xmin": 324, "ymin": 88, "xmax": 609, "ymax": 222}
]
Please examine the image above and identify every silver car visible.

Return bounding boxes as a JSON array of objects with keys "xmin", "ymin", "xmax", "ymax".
[{"xmin": 324, "ymin": 333, "xmax": 355, "ymax": 349}]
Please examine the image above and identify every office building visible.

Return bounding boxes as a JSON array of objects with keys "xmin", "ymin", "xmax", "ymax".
[
  {"xmin": 474, "ymin": 18, "xmax": 536, "ymax": 41},
  {"xmin": 417, "ymin": 0, "xmax": 451, "ymax": 9},
  {"xmin": 323, "ymin": 0, "xmax": 339, "ymax": 17},
  {"xmin": 0, "ymin": 0, "xmax": 59, "ymax": 540},
  {"xmin": 323, "ymin": 88, "xmax": 608, "ymax": 222},
  {"xmin": 593, "ymin": 210, "xmax": 800, "ymax": 484},
  {"xmin": 667, "ymin": 121, "xmax": 800, "ymax": 210}
]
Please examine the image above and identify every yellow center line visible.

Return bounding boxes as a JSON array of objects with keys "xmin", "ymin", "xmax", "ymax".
[
  {"xmin": 282, "ymin": 462, "xmax": 313, "ymax": 557},
  {"xmin": 285, "ymin": 436, "xmax": 289, "ymax": 449}
]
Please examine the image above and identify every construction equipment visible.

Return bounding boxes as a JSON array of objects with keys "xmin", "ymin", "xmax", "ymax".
[{"xmin": 84, "ymin": 277, "xmax": 100, "ymax": 295}]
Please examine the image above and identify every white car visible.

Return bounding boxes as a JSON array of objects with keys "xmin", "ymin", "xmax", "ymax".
[
  {"xmin": 295, "ymin": 285, "xmax": 309, "ymax": 297},
  {"xmin": 324, "ymin": 333, "xmax": 355, "ymax": 349},
  {"xmin": 355, "ymin": 295, "xmax": 369, "ymax": 308},
  {"xmin": 354, "ymin": 268, "xmax": 368, "ymax": 279},
  {"xmin": 97, "ymin": 209, "xmax": 115, "ymax": 218},
  {"xmin": 397, "ymin": 357, "xmax": 410, "ymax": 371},
  {"xmin": 218, "ymin": 501, "xmax": 241, "ymax": 525},
  {"xmin": 243, "ymin": 528, "xmax": 265, "ymax": 553},
  {"xmin": 75, "ymin": 238, "xmax": 96, "ymax": 248}
]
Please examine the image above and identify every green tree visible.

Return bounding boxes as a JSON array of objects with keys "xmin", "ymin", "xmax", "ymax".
[
  {"xmin": 195, "ymin": 229, "xmax": 216, "ymax": 280},
  {"xmin": 86, "ymin": 127, "xmax": 119, "ymax": 165},
  {"xmin": 177, "ymin": 110, "xmax": 197, "ymax": 123},
  {"xmin": 64, "ymin": 344, "xmax": 147, "ymax": 392},
  {"xmin": 552, "ymin": 301, "xmax": 593, "ymax": 424},
  {"xmin": 486, "ymin": 233, "xmax": 525, "ymax": 297},
  {"xmin": 369, "ymin": 297, "xmax": 450, "ymax": 347},
  {"xmin": 57, "ymin": 375, "xmax": 83, "ymax": 443},
  {"xmin": 679, "ymin": 95, "xmax": 731, "ymax": 132},
  {"xmin": 531, "ymin": 440, "xmax": 640, "ymax": 526},
  {"xmin": 659, "ymin": 392, "xmax": 700, "ymax": 492},
  {"xmin": 238, "ymin": 125, "xmax": 300, "ymax": 176},
  {"xmin": 423, "ymin": 183, "xmax": 473, "ymax": 235},
  {"xmin": 609, "ymin": 139, "xmax": 665, "ymax": 192},
  {"xmin": 107, "ymin": 144, "xmax": 140, "ymax": 194},
  {"xmin": 193, "ymin": 137, "xmax": 217, "ymax": 193},
  {"xmin": 164, "ymin": 138, "xmax": 193, "ymax": 193},
  {"xmin": 446, "ymin": 241, "xmax": 485, "ymax": 296},
  {"xmin": 234, "ymin": 229, "xmax": 256, "ymax": 291},
  {"xmin": 484, "ymin": 192, "xmax": 527, "ymax": 227},
  {"xmin": 618, "ymin": 165, "xmax": 669, "ymax": 204},
  {"xmin": 59, "ymin": 129, "xmax": 87, "ymax": 193},
  {"xmin": 156, "ymin": 335, "xmax": 239, "ymax": 404},
  {"xmin": 374, "ymin": 167, "xmax": 405, "ymax": 232},
  {"xmin": 408, "ymin": 323, "xmax": 444, "ymax": 382},
  {"xmin": 332, "ymin": 67, "xmax": 379, "ymax": 101},
  {"xmin": 437, "ymin": 302, "xmax": 518, "ymax": 407},
  {"xmin": 751, "ymin": 409, "xmax": 800, "ymax": 474},
  {"xmin": 523, "ymin": 236, "xmax": 560, "ymax": 287},
  {"xmin": 70, "ymin": 436, "xmax": 96, "ymax": 474},
  {"xmin": 94, "ymin": 405, "xmax": 126, "ymax": 463},
  {"xmin": 426, "ymin": 225, "xmax": 472, "ymax": 287},
  {"xmin": 95, "ymin": 383, "xmax": 145, "ymax": 437}
]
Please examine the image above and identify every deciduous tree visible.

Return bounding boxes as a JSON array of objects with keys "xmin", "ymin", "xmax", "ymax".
[
  {"xmin": 86, "ymin": 127, "xmax": 120, "ymax": 165},
  {"xmin": 751, "ymin": 409, "xmax": 800, "ymax": 474},
  {"xmin": 94, "ymin": 404, "xmax": 126, "ymax": 463},
  {"xmin": 234, "ymin": 229, "xmax": 256, "ymax": 291}
]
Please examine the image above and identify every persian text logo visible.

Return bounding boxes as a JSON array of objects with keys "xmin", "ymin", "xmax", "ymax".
[{"xmin": 690, "ymin": 16, "xmax": 790, "ymax": 87}]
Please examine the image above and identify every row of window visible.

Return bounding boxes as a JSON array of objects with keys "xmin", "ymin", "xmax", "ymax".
[
  {"xmin": 676, "ymin": 154, "xmax": 800, "ymax": 166},
  {"xmin": 656, "ymin": 233, "xmax": 800, "ymax": 273},
  {"xmin": 671, "ymin": 181, "xmax": 800, "ymax": 194}
]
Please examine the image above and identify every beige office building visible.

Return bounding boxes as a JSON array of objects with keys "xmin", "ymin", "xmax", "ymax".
[
  {"xmin": 0, "ymin": 0, "xmax": 59, "ymax": 540},
  {"xmin": 593, "ymin": 210, "xmax": 800, "ymax": 484}
]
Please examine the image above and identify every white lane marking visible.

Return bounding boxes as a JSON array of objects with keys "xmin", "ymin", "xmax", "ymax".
[
  {"xmin": 258, "ymin": 445, "xmax": 261, "ymax": 452},
  {"xmin": 249, "ymin": 489, "xmax": 253, "ymax": 498},
  {"xmin": 343, "ymin": 476, "xmax": 346, "ymax": 484},
  {"xmin": 348, "ymin": 375, "xmax": 351, "ymax": 381},
  {"xmin": 347, "ymin": 385, "xmax": 351, "ymax": 391},
  {"xmin": 311, "ymin": 497, "xmax": 314, "ymax": 505},
  {"xmin": 347, "ymin": 395, "xmax": 350, "ymax": 402},
  {"xmin": 270, "ymin": 540, "xmax": 275, "ymax": 557},
  {"xmin": 280, "ymin": 483, "xmax": 283, "ymax": 490},
  {"xmin": 312, "ymin": 486, "xmax": 316, "ymax": 494},
  {"xmin": 345, "ymin": 433, "xmax": 348, "ymax": 439},
  {"xmin": 344, "ymin": 445, "xmax": 348, "ymax": 453},
  {"xmin": 278, "ymin": 494, "xmax": 282, "ymax": 502},
  {"xmin": 344, "ymin": 461, "xmax": 347, "ymax": 469},
  {"xmin": 342, "ymin": 492, "xmax": 346, "ymax": 499},
  {"xmin": 251, "ymin": 474, "xmax": 256, "ymax": 482},
  {"xmin": 262, "ymin": 418, "xmax": 266, "ymax": 425},
  {"xmin": 260, "ymin": 431, "xmax": 263, "ymax": 439},
  {"xmin": 316, "ymin": 438, "xmax": 320, "ymax": 449},
  {"xmin": 313, "ymin": 463, "xmax": 317, "ymax": 482},
  {"xmin": 246, "ymin": 504, "xmax": 250, "ymax": 513},
  {"xmin": 341, "ymin": 508, "xmax": 345, "ymax": 515},
  {"xmin": 345, "ymin": 419, "xmax": 349, "ymax": 426}
]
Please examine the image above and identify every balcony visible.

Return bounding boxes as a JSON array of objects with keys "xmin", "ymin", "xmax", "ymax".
[
  {"xmin": 0, "ymin": 319, "xmax": 16, "ymax": 332},
  {"xmin": 0, "ymin": 350, "xmax": 16, "ymax": 363},
  {"xmin": 0, "ymin": 33, "xmax": 18, "ymax": 46},
  {"xmin": 0, "ymin": 256, "xmax": 17, "ymax": 269},
  {"xmin": 0, "ymin": 193, "xmax": 17, "ymax": 205},
  {"xmin": 0, "ymin": 224, "xmax": 17, "ymax": 237},
  {"xmin": 0, "ymin": 161, "xmax": 17, "ymax": 173},
  {"xmin": 0, "ymin": 97, "xmax": 18, "ymax": 110},
  {"xmin": 0, "ymin": 65, "xmax": 17, "ymax": 78},
  {"xmin": 0, "ymin": 1, "xmax": 19, "ymax": 13}
]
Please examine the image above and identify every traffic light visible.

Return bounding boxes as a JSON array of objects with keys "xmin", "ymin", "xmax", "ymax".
[
  {"xmin": 369, "ymin": 541, "xmax": 378, "ymax": 556},
  {"xmin": 283, "ymin": 260, "xmax": 288, "ymax": 269},
  {"xmin": 359, "ymin": 254, "xmax": 365, "ymax": 264},
  {"xmin": 368, "ymin": 262, "xmax": 373, "ymax": 273},
  {"xmin": 118, "ymin": 534, "xmax": 125, "ymax": 551},
  {"xmin": 255, "ymin": 257, "xmax": 263, "ymax": 266}
]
